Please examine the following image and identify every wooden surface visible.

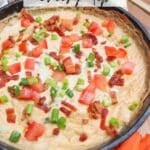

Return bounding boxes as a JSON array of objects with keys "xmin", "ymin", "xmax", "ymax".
[{"xmin": 128, "ymin": 1, "xmax": 150, "ymax": 135}]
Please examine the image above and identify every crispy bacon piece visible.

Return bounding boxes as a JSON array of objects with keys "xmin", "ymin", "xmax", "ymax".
[
  {"xmin": 109, "ymin": 70, "xmax": 124, "ymax": 87},
  {"xmin": 6, "ymin": 108, "xmax": 16, "ymax": 123},
  {"xmin": 73, "ymin": 14, "xmax": 80, "ymax": 25},
  {"xmin": 0, "ymin": 70, "xmax": 10, "ymax": 88},
  {"xmin": 82, "ymin": 119, "xmax": 89, "ymax": 125},
  {"xmin": 109, "ymin": 90, "xmax": 118, "ymax": 104},
  {"xmin": 10, "ymin": 75, "xmax": 19, "ymax": 81},
  {"xmin": 79, "ymin": 133, "xmax": 88, "ymax": 142},
  {"xmin": 52, "ymin": 128, "xmax": 60, "ymax": 136},
  {"xmin": 54, "ymin": 26, "xmax": 65, "ymax": 37},
  {"xmin": 25, "ymin": 71, "xmax": 32, "ymax": 77},
  {"xmin": 61, "ymin": 101, "xmax": 77, "ymax": 112},
  {"xmin": 75, "ymin": 51, "xmax": 82, "ymax": 59},
  {"xmin": 105, "ymin": 126, "xmax": 118, "ymax": 137},
  {"xmin": 87, "ymin": 101, "xmax": 102, "ymax": 119},
  {"xmin": 87, "ymin": 70, "xmax": 92, "ymax": 84},
  {"xmin": 92, "ymin": 48, "xmax": 103, "ymax": 68},
  {"xmin": 100, "ymin": 108, "xmax": 108, "ymax": 130},
  {"xmin": 49, "ymin": 52, "xmax": 60, "ymax": 61},
  {"xmin": 60, "ymin": 107, "xmax": 71, "ymax": 117}
]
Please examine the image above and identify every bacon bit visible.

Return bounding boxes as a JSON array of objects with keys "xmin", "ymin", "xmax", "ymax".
[
  {"xmin": 73, "ymin": 14, "xmax": 80, "ymax": 25},
  {"xmin": 54, "ymin": 26, "xmax": 65, "ymax": 37},
  {"xmin": 101, "ymin": 41, "xmax": 107, "ymax": 45},
  {"xmin": 49, "ymin": 52, "xmax": 60, "ymax": 61},
  {"xmin": 109, "ymin": 70, "xmax": 124, "ymax": 87},
  {"xmin": 82, "ymin": 33, "xmax": 98, "ymax": 45},
  {"xmin": 92, "ymin": 48, "xmax": 103, "ymax": 68},
  {"xmin": 75, "ymin": 51, "xmax": 82, "ymax": 59},
  {"xmin": 37, "ymin": 97, "xmax": 46, "ymax": 105},
  {"xmin": 107, "ymin": 56, "xmax": 116, "ymax": 61},
  {"xmin": 105, "ymin": 126, "xmax": 118, "ymax": 137},
  {"xmin": 10, "ymin": 75, "xmax": 19, "ymax": 81},
  {"xmin": 87, "ymin": 101, "xmax": 102, "ymax": 119},
  {"xmin": 87, "ymin": 70, "xmax": 92, "ymax": 83},
  {"xmin": 79, "ymin": 133, "xmax": 88, "ymax": 142},
  {"xmin": 36, "ymin": 104, "xmax": 50, "ymax": 113},
  {"xmin": 52, "ymin": 128, "xmax": 60, "ymax": 136},
  {"xmin": 61, "ymin": 101, "xmax": 77, "ymax": 112},
  {"xmin": 6, "ymin": 108, "xmax": 16, "ymax": 123},
  {"xmin": 100, "ymin": 108, "xmax": 109, "ymax": 131},
  {"xmin": 0, "ymin": 70, "xmax": 10, "ymax": 88},
  {"xmin": 109, "ymin": 91, "xmax": 118, "ymax": 104},
  {"xmin": 75, "ymin": 64, "xmax": 81, "ymax": 74},
  {"xmin": 25, "ymin": 71, "xmax": 32, "ymax": 77},
  {"xmin": 82, "ymin": 119, "xmax": 89, "ymax": 125},
  {"xmin": 60, "ymin": 107, "xmax": 71, "ymax": 117}
]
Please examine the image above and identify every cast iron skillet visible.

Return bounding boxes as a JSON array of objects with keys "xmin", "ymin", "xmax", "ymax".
[{"xmin": 0, "ymin": 1, "xmax": 150, "ymax": 150}]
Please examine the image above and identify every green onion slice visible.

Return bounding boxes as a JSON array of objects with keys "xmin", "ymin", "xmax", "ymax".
[
  {"xmin": 51, "ymin": 108, "xmax": 59, "ymax": 123},
  {"xmin": 65, "ymin": 89, "xmax": 74, "ymax": 98},
  {"xmin": 25, "ymin": 104, "xmax": 34, "ymax": 116},
  {"xmin": 0, "ymin": 95, "xmax": 9, "ymax": 103},
  {"xmin": 57, "ymin": 117, "xmax": 66, "ymax": 129},
  {"xmin": 109, "ymin": 117, "xmax": 120, "ymax": 128},
  {"xmin": 9, "ymin": 131, "xmax": 21, "ymax": 143}
]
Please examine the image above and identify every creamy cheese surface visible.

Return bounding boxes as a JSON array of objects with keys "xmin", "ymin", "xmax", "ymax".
[{"xmin": 0, "ymin": 8, "xmax": 148, "ymax": 150}]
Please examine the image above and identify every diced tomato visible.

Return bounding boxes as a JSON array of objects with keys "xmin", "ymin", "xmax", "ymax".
[
  {"xmin": 102, "ymin": 20, "xmax": 116, "ymax": 33},
  {"xmin": 79, "ymin": 83, "xmax": 96, "ymax": 105},
  {"xmin": 6, "ymin": 108, "xmax": 16, "ymax": 123},
  {"xmin": 8, "ymin": 63, "xmax": 21, "ymax": 75},
  {"xmin": 32, "ymin": 46, "xmax": 43, "ymax": 57},
  {"xmin": 117, "ymin": 48, "xmax": 127, "ymax": 58},
  {"xmin": 94, "ymin": 74, "xmax": 107, "ymax": 91},
  {"xmin": 30, "ymin": 83, "xmax": 44, "ymax": 93},
  {"xmin": 25, "ymin": 121, "xmax": 45, "ymax": 141},
  {"xmin": 79, "ymin": 133, "xmax": 88, "ymax": 142},
  {"xmin": 6, "ymin": 108, "xmax": 14, "ymax": 114},
  {"xmin": 19, "ymin": 40, "xmax": 29, "ymax": 53},
  {"xmin": 21, "ymin": 9, "xmax": 34, "ymax": 22},
  {"xmin": 69, "ymin": 34, "xmax": 81, "ymax": 42},
  {"xmin": 52, "ymin": 128, "xmax": 60, "ymax": 136},
  {"xmin": 60, "ymin": 107, "xmax": 71, "ymax": 117},
  {"xmin": 21, "ymin": 18, "xmax": 31, "ymax": 28},
  {"xmin": 18, "ymin": 87, "xmax": 33, "ymax": 100},
  {"xmin": 63, "ymin": 57, "xmax": 76, "ymax": 74},
  {"xmin": 105, "ymin": 46, "xmax": 117, "ymax": 57},
  {"xmin": 122, "ymin": 61, "xmax": 135, "ymax": 75},
  {"xmin": 61, "ymin": 19, "xmax": 74, "ymax": 30},
  {"xmin": 82, "ymin": 38, "xmax": 93, "ymax": 48},
  {"xmin": 52, "ymin": 71, "xmax": 66, "ymax": 82},
  {"xmin": 25, "ymin": 58, "xmax": 35, "ymax": 70},
  {"xmin": 39, "ymin": 40, "xmax": 48, "ymax": 49},
  {"xmin": 88, "ymin": 21, "xmax": 102, "ymax": 35},
  {"xmin": 60, "ymin": 36, "xmax": 73, "ymax": 54},
  {"xmin": 2, "ymin": 37, "xmax": 14, "ymax": 50},
  {"xmin": 61, "ymin": 101, "xmax": 77, "ymax": 112}
]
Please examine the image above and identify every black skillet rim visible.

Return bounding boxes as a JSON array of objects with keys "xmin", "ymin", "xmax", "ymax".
[{"xmin": 0, "ymin": 1, "xmax": 149, "ymax": 150}]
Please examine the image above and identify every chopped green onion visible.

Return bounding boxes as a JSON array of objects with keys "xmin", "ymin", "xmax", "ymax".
[
  {"xmin": 19, "ymin": 28, "xmax": 26, "ymax": 33},
  {"xmin": 80, "ymin": 30, "xmax": 85, "ymax": 35},
  {"xmin": 33, "ymin": 28, "xmax": 47, "ymax": 42},
  {"xmin": 120, "ymin": 35, "xmax": 129, "ymax": 44},
  {"xmin": 28, "ymin": 77, "xmax": 38, "ymax": 85},
  {"xmin": 102, "ymin": 66, "xmax": 110, "ymax": 76},
  {"xmin": 88, "ymin": 53, "xmax": 95, "ymax": 62},
  {"xmin": 9, "ymin": 131, "xmax": 21, "ymax": 143},
  {"xmin": 109, "ymin": 61, "xmax": 116, "ymax": 68},
  {"xmin": 57, "ymin": 117, "xmax": 66, "ymax": 129},
  {"xmin": 0, "ymin": 95, "xmax": 9, "ymax": 103},
  {"xmin": 1, "ymin": 56, "xmax": 8, "ymax": 72},
  {"xmin": 87, "ymin": 61, "xmax": 94, "ymax": 67},
  {"xmin": 55, "ymin": 64, "xmax": 64, "ymax": 71},
  {"xmin": 65, "ymin": 89, "xmax": 74, "ymax": 98},
  {"xmin": 25, "ymin": 104, "xmax": 34, "ymax": 116},
  {"xmin": 75, "ymin": 85, "xmax": 84, "ymax": 92},
  {"xmin": 83, "ymin": 21, "xmax": 89, "ymax": 28},
  {"xmin": 35, "ymin": 16, "xmax": 42, "ymax": 23},
  {"xmin": 19, "ymin": 78, "xmax": 28, "ymax": 86},
  {"xmin": 51, "ymin": 33, "xmax": 58, "ymax": 40},
  {"xmin": 15, "ymin": 53, "xmax": 21, "ymax": 59},
  {"xmin": 124, "ymin": 43, "xmax": 132, "ymax": 48},
  {"xmin": 108, "ymin": 32, "xmax": 113, "ymax": 37},
  {"xmin": 59, "ymin": 91, "xmax": 65, "ymax": 98},
  {"xmin": 129, "ymin": 102, "xmax": 138, "ymax": 111},
  {"xmin": 102, "ymin": 97, "xmax": 112, "ymax": 107},
  {"xmin": 11, "ymin": 85, "xmax": 20, "ymax": 96},
  {"xmin": 76, "ymin": 78, "xmax": 85, "ymax": 85},
  {"xmin": 62, "ymin": 79, "xmax": 69, "ymax": 90},
  {"xmin": 109, "ymin": 117, "xmax": 120, "ymax": 128},
  {"xmin": 50, "ymin": 87, "xmax": 57, "ymax": 98},
  {"xmin": 73, "ymin": 44, "xmax": 80, "ymax": 53},
  {"xmin": 44, "ymin": 57, "xmax": 51, "ymax": 65},
  {"xmin": 45, "ymin": 78, "xmax": 57, "ymax": 88},
  {"xmin": 51, "ymin": 108, "xmax": 59, "ymax": 123}
]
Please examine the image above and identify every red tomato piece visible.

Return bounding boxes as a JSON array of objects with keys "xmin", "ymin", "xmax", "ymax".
[
  {"xmin": 19, "ymin": 40, "xmax": 29, "ymax": 53},
  {"xmin": 79, "ymin": 83, "xmax": 96, "ymax": 105},
  {"xmin": 6, "ymin": 108, "xmax": 16, "ymax": 123},
  {"xmin": 52, "ymin": 71, "xmax": 66, "ymax": 82},
  {"xmin": 61, "ymin": 101, "xmax": 77, "ymax": 112},
  {"xmin": 21, "ymin": 18, "xmax": 31, "ymax": 28},
  {"xmin": 8, "ymin": 63, "xmax": 21, "ymax": 75},
  {"xmin": 61, "ymin": 19, "xmax": 74, "ymax": 30},
  {"xmin": 52, "ymin": 128, "xmax": 60, "ymax": 136},
  {"xmin": 32, "ymin": 46, "xmax": 43, "ymax": 57},
  {"xmin": 6, "ymin": 108, "xmax": 15, "ymax": 114},
  {"xmin": 18, "ymin": 87, "xmax": 33, "ymax": 100},
  {"xmin": 117, "ymin": 48, "xmax": 127, "ymax": 58},
  {"xmin": 39, "ymin": 40, "xmax": 48, "ymax": 49},
  {"xmin": 2, "ymin": 38, "xmax": 14, "ymax": 50},
  {"xmin": 60, "ymin": 36, "xmax": 73, "ymax": 54},
  {"xmin": 82, "ymin": 38, "xmax": 93, "ymax": 48},
  {"xmin": 122, "ymin": 61, "xmax": 135, "ymax": 75},
  {"xmin": 94, "ymin": 74, "xmax": 108, "ymax": 91},
  {"xmin": 30, "ymin": 83, "xmax": 44, "ymax": 93},
  {"xmin": 25, "ymin": 121, "xmax": 45, "ymax": 141},
  {"xmin": 21, "ymin": 9, "xmax": 34, "ymax": 22},
  {"xmin": 88, "ymin": 21, "xmax": 102, "ymax": 35},
  {"xmin": 25, "ymin": 58, "xmax": 35, "ymax": 70},
  {"xmin": 105, "ymin": 46, "xmax": 117, "ymax": 57},
  {"xmin": 79, "ymin": 133, "xmax": 88, "ymax": 142},
  {"xmin": 102, "ymin": 20, "xmax": 116, "ymax": 33}
]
